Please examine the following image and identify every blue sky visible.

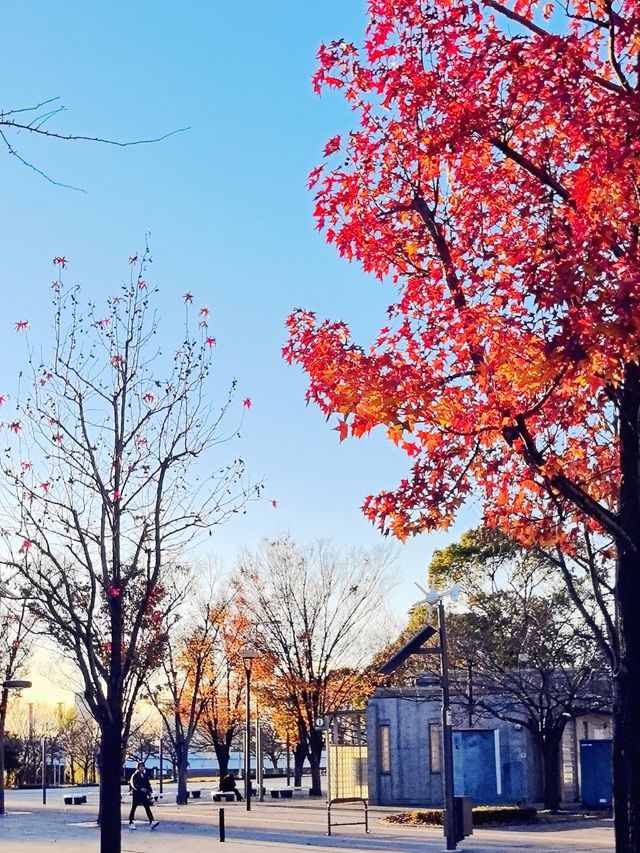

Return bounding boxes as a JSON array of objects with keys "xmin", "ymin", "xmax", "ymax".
[{"xmin": 1, "ymin": 1, "xmax": 478, "ymax": 619}]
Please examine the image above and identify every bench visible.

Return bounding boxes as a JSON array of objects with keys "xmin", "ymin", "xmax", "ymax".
[
  {"xmin": 212, "ymin": 792, "xmax": 236, "ymax": 802},
  {"xmin": 63, "ymin": 795, "xmax": 87, "ymax": 805}
]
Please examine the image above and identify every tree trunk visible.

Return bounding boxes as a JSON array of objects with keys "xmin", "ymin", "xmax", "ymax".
[
  {"xmin": 176, "ymin": 743, "xmax": 189, "ymax": 805},
  {"xmin": 293, "ymin": 742, "xmax": 306, "ymax": 787},
  {"xmin": 308, "ymin": 729, "xmax": 323, "ymax": 796},
  {"xmin": 98, "ymin": 719, "xmax": 122, "ymax": 853},
  {"xmin": 541, "ymin": 734, "xmax": 562, "ymax": 811},
  {"xmin": 0, "ymin": 686, "xmax": 8, "ymax": 816},
  {"xmin": 213, "ymin": 740, "xmax": 230, "ymax": 779},
  {"xmin": 612, "ymin": 606, "xmax": 640, "ymax": 853},
  {"xmin": 614, "ymin": 361, "xmax": 640, "ymax": 853}
]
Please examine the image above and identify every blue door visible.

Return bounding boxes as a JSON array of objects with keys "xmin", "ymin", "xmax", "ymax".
[
  {"xmin": 580, "ymin": 740, "xmax": 612, "ymax": 807},
  {"xmin": 452, "ymin": 730, "xmax": 498, "ymax": 803}
]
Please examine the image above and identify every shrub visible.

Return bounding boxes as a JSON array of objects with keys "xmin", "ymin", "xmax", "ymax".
[{"xmin": 383, "ymin": 805, "xmax": 538, "ymax": 827}]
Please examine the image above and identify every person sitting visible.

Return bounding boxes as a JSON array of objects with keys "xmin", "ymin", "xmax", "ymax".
[{"xmin": 219, "ymin": 773, "xmax": 243, "ymax": 801}]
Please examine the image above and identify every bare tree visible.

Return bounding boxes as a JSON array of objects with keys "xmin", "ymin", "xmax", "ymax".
[
  {"xmin": 0, "ymin": 250, "xmax": 259, "ymax": 853},
  {"xmin": 236, "ymin": 537, "xmax": 390, "ymax": 795},
  {"xmin": 0, "ymin": 98, "xmax": 186, "ymax": 191}
]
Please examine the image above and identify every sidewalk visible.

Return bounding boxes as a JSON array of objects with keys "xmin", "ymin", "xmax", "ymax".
[{"xmin": 0, "ymin": 793, "xmax": 614, "ymax": 853}]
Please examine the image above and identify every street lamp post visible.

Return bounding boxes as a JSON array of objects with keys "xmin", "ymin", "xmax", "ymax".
[
  {"xmin": 437, "ymin": 599, "xmax": 456, "ymax": 852},
  {"xmin": 0, "ymin": 679, "xmax": 32, "ymax": 816},
  {"xmin": 418, "ymin": 585, "xmax": 459, "ymax": 852},
  {"xmin": 241, "ymin": 649, "xmax": 258, "ymax": 812}
]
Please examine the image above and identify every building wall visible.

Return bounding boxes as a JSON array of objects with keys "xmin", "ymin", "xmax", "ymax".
[{"xmin": 367, "ymin": 688, "xmax": 538, "ymax": 807}]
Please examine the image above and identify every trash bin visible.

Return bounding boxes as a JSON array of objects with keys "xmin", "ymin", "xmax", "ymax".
[{"xmin": 453, "ymin": 796, "xmax": 473, "ymax": 842}]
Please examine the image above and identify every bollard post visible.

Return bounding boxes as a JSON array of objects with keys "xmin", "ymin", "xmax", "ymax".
[{"xmin": 219, "ymin": 807, "xmax": 225, "ymax": 842}]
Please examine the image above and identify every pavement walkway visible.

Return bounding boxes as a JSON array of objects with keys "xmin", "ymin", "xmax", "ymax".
[{"xmin": 0, "ymin": 787, "xmax": 615, "ymax": 853}]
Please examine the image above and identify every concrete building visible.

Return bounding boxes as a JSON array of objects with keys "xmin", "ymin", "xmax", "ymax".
[{"xmin": 365, "ymin": 683, "xmax": 611, "ymax": 807}]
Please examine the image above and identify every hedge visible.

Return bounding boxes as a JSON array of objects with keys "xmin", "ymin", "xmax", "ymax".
[{"xmin": 384, "ymin": 805, "xmax": 538, "ymax": 826}]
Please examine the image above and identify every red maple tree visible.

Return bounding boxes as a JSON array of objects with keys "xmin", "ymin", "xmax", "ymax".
[{"xmin": 285, "ymin": 2, "xmax": 640, "ymax": 850}]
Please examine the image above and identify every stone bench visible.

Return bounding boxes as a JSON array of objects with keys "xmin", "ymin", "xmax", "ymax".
[
  {"xmin": 63, "ymin": 795, "xmax": 87, "ymax": 805},
  {"xmin": 212, "ymin": 792, "xmax": 236, "ymax": 802}
]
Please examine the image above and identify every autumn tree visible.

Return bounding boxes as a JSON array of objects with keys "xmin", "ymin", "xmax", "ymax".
[
  {"xmin": 285, "ymin": 2, "xmax": 640, "ymax": 848},
  {"xmin": 58, "ymin": 708, "xmax": 100, "ymax": 784},
  {"xmin": 197, "ymin": 603, "xmax": 254, "ymax": 779},
  {"xmin": 237, "ymin": 537, "xmax": 389, "ymax": 795},
  {"xmin": 4, "ymin": 699, "xmax": 62, "ymax": 787},
  {"xmin": 148, "ymin": 592, "xmax": 230, "ymax": 804},
  {"xmin": 0, "ymin": 252, "xmax": 258, "ymax": 853},
  {"xmin": 0, "ymin": 590, "xmax": 33, "ymax": 814}
]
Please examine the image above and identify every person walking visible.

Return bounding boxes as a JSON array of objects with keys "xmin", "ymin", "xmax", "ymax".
[{"xmin": 128, "ymin": 762, "xmax": 159, "ymax": 830}]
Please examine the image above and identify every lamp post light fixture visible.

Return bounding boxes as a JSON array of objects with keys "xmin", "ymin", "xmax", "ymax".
[
  {"xmin": 1, "ymin": 679, "xmax": 32, "ymax": 816},
  {"xmin": 241, "ymin": 648, "xmax": 258, "ymax": 811}
]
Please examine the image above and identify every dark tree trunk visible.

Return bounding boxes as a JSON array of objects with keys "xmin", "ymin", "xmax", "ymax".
[
  {"xmin": 176, "ymin": 742, "xmax": 189, "ymax": 805},
  {"xmin": 293, "ymin": 742, "xmax": 306, "ymax": 787},
  {"xmin": 0, "ymin": 686, "xmax": 8, "ymax": 816},
  {"xmin": 613, "ymin": 579, "xmax": 640, "ymax": 853},
  {"xmin": 308, "ymin": 728, "xmax": 323, "ymax": 796},
  {"xmin": 541, "ymin": 734, "xmax": 562, "ymax": 811},
  {"xmin": 98, "ymin": 719, "xmax": 122, "ymax": 853},
  {"xmin": 614, "ymin": 361, "xmax": 640, "ymax": 853},
  {"xmin": 213, "ymin": 740, "xmax": 230, "ymax": 779}
]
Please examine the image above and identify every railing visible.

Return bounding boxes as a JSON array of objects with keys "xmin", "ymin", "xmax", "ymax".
[{"xmin": 326, "ymin": 796, "xmax": 369, "ymax": 836}]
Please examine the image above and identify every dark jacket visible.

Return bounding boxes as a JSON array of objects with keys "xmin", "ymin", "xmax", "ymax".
[
  {"xmin": 220, "ymin": 774, "xmax": 238, "ymax": 792},
  {"xmin": 130, "ymin": 769, "xmax": 152, "ymax": 800}
]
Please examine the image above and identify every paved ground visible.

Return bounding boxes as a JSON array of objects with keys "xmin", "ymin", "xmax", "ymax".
[{"xmin": 0, "ymin": 784, "xmax": 615, "ymax": 853}]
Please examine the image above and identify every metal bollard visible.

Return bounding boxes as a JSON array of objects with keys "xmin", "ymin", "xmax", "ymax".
[{"xmin": 219, "ymin": 807, "xmax": 225, "ymax": 842}]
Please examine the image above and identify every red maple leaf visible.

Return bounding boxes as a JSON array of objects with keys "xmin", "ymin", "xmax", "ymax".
[
  {"xmin": 206, "ymin": 337, "xmax": 216, "ymax": 348},
  {"xmin": 183, "ymin": 292, "xmax": 193, "ymax": 303},
  {"xmin": 15, "ymin": 320, "xmax": 29, "ymax": 332},
  {"xmin": 52, "ymin": 256, "xmax": 67, "ymax": 268},
  {"xmin": 271, "ymin": 499, "xmax": 278, "ymax": 508},
  {"xmin": 323, "ymin": 135, "xmax": 341, "ymax": 157},
  {"xmin": 243, "ymin": 398, "xmax": 252, "ymax": 408}
]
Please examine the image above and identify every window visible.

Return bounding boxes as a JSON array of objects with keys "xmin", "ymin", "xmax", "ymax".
[
  {"xmin": 379, "ymin": 724, "xmax": 390, "ymax": 774},
  {"xmin": 429, "ymin": 723, "xmax": 442, "ymax": 773}
]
